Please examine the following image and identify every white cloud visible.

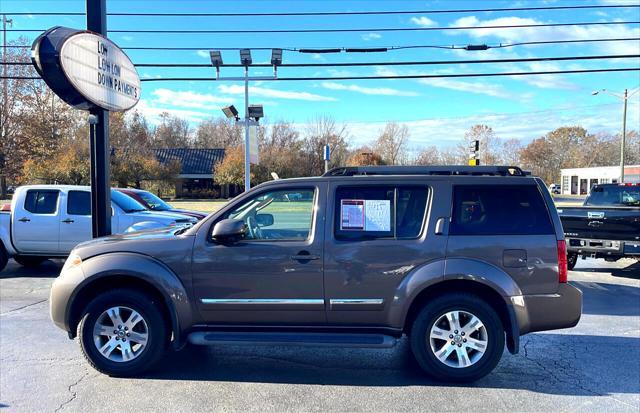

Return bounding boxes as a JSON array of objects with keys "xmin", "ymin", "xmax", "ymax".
[
  {"xmin": 321, "ymin": 82, "xmax": 420, "ymax": 96},
  {"xmin": 121, "ymin": 35, "xmax": 134, "ymax": 42},
  {"xmin": 135, "ymin": 100, "xmax": 212, "ymax": 123},
  {"xmin": 361, "ymin": 33, "xmax": 382, "ymax": 41},
  {"xmin": 152, "ymin": 88, "xmax": 231, "ymax": 109},
  {"xmin": 218, "ymin": 84, "xmax": 337, "ymax": 101},
  {"xmin": 417, "ymin": 78, "xmax": 513, "ymax": 98},
  {"xmin": 196, "ymin": 50, "xmax": 209, "ymax": 58},
  {"xmin": 410, "ymin": 16, "xmax": 437, "ymax": 27},
  {"xmin": 446, "ymin": 15, "xmax": 640, "ymax": 54}
]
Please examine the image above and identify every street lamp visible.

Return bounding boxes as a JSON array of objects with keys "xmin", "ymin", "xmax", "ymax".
[
  {"xmin": 592, "ymin": 87, "xmax": 640, "ymax": 183},
  {"xmin": 221, "ymin": 105, "xmax": 239, "ymax": 121},
  {"xmin": 211, "ymin": 48, "xmax": 282, "ymax": 191}
]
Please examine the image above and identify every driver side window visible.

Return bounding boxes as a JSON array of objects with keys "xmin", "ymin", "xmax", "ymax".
[{"xmin": 224, "ymin": 188, "xmax": 315, "ymax": 241}]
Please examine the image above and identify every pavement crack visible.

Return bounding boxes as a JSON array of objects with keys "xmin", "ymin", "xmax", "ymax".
[
  {"xmin": 54, "ymin": 371, "xmax": 90, "ymax": 413},
  {"xmin": 0, "ymin": 298, "xmax": 48, "ymax": 316}
]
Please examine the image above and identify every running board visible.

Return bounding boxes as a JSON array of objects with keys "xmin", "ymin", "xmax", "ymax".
[{"xmin": 187, "ymin": 331, "xmax": 397, "ymax": 348}]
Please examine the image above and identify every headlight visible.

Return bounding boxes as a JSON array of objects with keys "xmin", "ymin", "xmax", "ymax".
[{"xmin": 62, "ymin": 254, "xmax": 82, "ymax": 272}]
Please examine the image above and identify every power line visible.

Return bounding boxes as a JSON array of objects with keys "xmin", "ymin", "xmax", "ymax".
[
  {"xmin": 1, "ymin": 4, "xmax": 638, "ymax": 17},
  {"xmin": 3, "ymin": 37, "xmax": 638, "ymax": 52},
  {"xmin": 4, "ymin": 67, "xmax": 639, "ymax": 82},
  {"xmin": 6, "ymin": 53, "xmax": 639, "ymax": 68},
  {"xmin": 7, "ymin": 20, "xmax": 640, "ymax": 34}
]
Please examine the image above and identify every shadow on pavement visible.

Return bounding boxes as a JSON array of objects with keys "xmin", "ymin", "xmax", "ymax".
[
  {"xmin": 139, "ymin": 333, "xmax": 639, "ymax": 396},
  {"xmin": 578, "ymin": 260, "xmax": 640, "ymax": 280},
  {"xmin": 0, "ymin": 259, "xmax": 62, "ymax": 279},
  {"xmin": 571, "ymin": 280, "xmax": 640, "ymax": 316}
]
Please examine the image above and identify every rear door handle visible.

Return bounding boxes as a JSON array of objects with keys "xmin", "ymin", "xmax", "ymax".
[
  {"xmin": 61, "ymin": 219, "xmax": 75, "ymax": 224},
  {"xmin": 18, "ymin": 217, "xmax": 30, "ymax": 222},
  {"xmin": 291, "ymin": 252, "xmax": 320, "ymax": 261}
]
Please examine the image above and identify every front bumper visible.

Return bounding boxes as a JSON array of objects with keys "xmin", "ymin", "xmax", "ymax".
[
  {"xmin": 511, "ymin": 283, "xmax": 582, "ymax": 335},
  {"xmin": 49, "ymin": 263, "xmax": 85, "ymax": 333}
]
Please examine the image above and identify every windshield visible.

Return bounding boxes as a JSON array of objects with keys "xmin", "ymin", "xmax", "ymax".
[
  {"xmin": 111, "ymin": 190, "xmax": 147, "ymax": 213},
  {"xmin": 136, "ymin": 191, "xmax": 172, "ymax": 211},
  {"xmin": 585, "ymin": 185, "xmax": 640, "ymax": 206}
]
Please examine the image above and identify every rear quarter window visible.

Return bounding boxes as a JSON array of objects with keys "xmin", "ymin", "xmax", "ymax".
[{"xmin": 450, "ymin": 185, "xmax": 553, "ymax": 235}]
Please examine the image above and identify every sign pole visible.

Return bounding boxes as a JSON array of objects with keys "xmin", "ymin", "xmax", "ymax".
[
  {"xmin": 243, "ymin": 67, "xmax": 251, "ymax": 191},
  {"xmin": 86, "ymin": 0, "xmax": 111, "ymax": 237}
]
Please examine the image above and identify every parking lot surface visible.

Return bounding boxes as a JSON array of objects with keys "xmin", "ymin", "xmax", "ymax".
[{"xmin": 1, "ymin": 258, "xmax": 639, "ymax": 412}]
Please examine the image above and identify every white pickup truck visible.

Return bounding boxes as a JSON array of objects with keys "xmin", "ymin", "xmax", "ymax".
[{"xmin": 0, "ymin": 185, "xmax": 197, "ymax": 272}]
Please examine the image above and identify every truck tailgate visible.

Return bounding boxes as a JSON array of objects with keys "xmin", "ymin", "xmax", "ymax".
[{"xmin": 559, "ymin": 206, "xmax": 640, "ymax": 241}]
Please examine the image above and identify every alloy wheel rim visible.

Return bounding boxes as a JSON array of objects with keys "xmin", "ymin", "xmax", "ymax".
[
  {"xmin": 93, "ymin": 306, "xmax": 149, "ymax": 363},
  {"xmin": 428, "ymin": 310, "xmax": 488, "ymax": 369}
]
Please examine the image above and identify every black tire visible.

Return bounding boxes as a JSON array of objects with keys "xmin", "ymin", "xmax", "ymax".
[
  {"xmin": 77, "ymin": 288, "xmax": 168, "ymax": 377},
  {"xmin": 410, "ymin": 293, "xmax": 505, "ymax": 382},
  {"xmin": 567, "ymin": 252, "xmax": 578, "ymax": 271},
  {"xmin": 13, "ymin": 255, "xmax": 47, "ymax": 267},
  {"xmin": 0, "ymin": 244, "xmax": 7, "ymax": 272}
]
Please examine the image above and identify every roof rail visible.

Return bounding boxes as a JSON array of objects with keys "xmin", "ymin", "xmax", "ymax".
[{"xmin": 323, "ymin": 165, "xmax": 531, "ymax": 177}]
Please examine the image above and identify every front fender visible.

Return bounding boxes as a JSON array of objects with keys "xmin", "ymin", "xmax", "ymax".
[{"xmin": 66, "ymin": 252, "xmax": 192, "ymax": 349}]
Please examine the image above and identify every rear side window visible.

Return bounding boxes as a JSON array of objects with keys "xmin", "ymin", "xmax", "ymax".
[
  {"xmin": 24, "ymin": 190, "xmax": 59, "ymax": 214},
  {"xmin": 450, "ymin": 185, "xmax": 553, "ymax": 235},
  {"xmin": 335, "ymin": 186, "xmax": 428, "ymax": 240},
  {"xmin": 67, "ymin": 191, "xmax": 91, "ymax": 216}
]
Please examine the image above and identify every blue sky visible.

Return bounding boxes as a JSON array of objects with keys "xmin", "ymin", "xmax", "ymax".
[{"xmin": 3, "ymin": 0, "xmax": 640, "ymax": 150}]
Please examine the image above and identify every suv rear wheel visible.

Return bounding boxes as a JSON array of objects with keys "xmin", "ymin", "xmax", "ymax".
[
  {"xmin": 410, "ymin": 293, "xmax": 504, "ymax": 382},
  {"xmin": 77, "ymin": 289, "xmax": 167, "ymax": 377}
]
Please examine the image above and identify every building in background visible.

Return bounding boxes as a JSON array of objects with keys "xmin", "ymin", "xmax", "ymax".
[
  {"xmin": 154, "ymin": 148, "xmax": 239, "ymax": 198},
  {"xmin": 560, "ymin": 165, "xmax": 640, "ymax": 195}
]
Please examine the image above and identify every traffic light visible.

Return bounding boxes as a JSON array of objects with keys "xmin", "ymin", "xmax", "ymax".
[{"xmin": 469, "ymin": 139, "xmax": 480, "ymax": 166}]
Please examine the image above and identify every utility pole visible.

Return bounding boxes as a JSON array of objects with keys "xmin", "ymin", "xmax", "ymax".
[
  {"xmin": 592, "ymin": 87, "xmax": 639, "ymax": 183},
  {"xmin": 1, "ymin": 14, "xmax": 13, "ymax": 199},
  {"xmin": 86, "ymin": 0, "xmax": 111, "ymax": 237},
  {"xmin": 620, "ymin": 88, "xmax": 628, "ymax": 183}
]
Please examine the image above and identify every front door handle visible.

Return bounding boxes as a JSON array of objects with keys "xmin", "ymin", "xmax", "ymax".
[
  {"xmin": 62, "ymin": 219, "xmax": 75, "ymax": 224},
  {"xmin": 18, "ymin": 217, "xmax": 30, "ymax": 223},
  {"xmin": 291, "ymin": 251, "xmax": 320, "ymax": 261}
]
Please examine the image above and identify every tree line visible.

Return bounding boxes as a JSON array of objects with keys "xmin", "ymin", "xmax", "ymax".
[{"xmin": 1, "ymin": 37, "xmax": 638, "ymax": 197}]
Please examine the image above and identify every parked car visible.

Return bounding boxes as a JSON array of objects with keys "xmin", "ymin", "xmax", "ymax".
[
  {"xmin": 558, "ymin": 183, "xmax": 640, "ymax": 269},
  {"xmin": 0, "ymin": 185, "xmax": 198, "ymax": 271},
  {"xmin": 49, "ymin": 166, "xmax": 581, "ymax": 382},
  {"xmin": 548, "ymin": 183, "xmax": 561, "ymax": 194},
  {"xmin": 116, "ymin": 188, "xmax": 207, "ymax": 220}
]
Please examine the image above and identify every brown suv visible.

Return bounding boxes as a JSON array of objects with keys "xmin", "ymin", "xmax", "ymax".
[{"xmin": 50, "ymin": 166, "xmax": 582, "ymax": 382}]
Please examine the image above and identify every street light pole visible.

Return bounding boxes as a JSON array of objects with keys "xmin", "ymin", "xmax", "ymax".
[{"xmin": 244, "ymin": 67, "xmax": 251, "ymax": 191}]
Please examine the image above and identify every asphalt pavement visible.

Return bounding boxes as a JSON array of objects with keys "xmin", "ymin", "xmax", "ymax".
[{"xmin": 1, "ymin": 257, "xmax": 639, "ymax": 412}]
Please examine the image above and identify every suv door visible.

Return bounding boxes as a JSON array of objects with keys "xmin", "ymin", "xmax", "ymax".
[
  {"xmin": 12, "ymin": 189, "xmax": 60, "ymax": 253},
  {"xmin": 324, "ymin": 180, "xmax": 449, "ymax": 326},
  {"xmin": 192, "ymin": 184, "xmax": 327, "ymax": 324}
]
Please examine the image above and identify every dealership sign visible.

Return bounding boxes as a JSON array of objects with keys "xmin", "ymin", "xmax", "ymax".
[{"xmin": 31, "ymin": 26, "xmax": 140, "ymax": 112}]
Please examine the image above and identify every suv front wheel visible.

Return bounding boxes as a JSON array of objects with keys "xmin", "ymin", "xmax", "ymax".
[
  {"xmin": 410, "ymin": 293, "xmax": 504, "ymax": 382},
  {"xmin": 77, "ymin": 289, "xmax": 167, "ymax": 377}
]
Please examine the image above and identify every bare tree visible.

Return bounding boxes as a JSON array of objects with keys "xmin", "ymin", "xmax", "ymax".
[
  {"xmin": 413, "ymin": 145, "xmax": 441, "ymax": 165},
  {"xmin": 193, "ymin": 117, "xmax": 242, "ymax": 148},
  {"xmin": 458, "ymin": 124, "xmax": 501, "ymax": 165},
  {"xmin": 375, "ymin": 122, "xmax": 409, "ymax": 165},
  {"xmin": 152, "ymin": 112, "xmax": 192, "ymax": 148},
  {"xmin": 301, "ymin": 115, "xmax": 349, "ymax": 176}
]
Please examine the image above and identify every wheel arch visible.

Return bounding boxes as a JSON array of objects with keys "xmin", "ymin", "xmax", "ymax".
[
  {"xmin": 402, "ymin": 259, "xmax": 523, "ymax": 355},
  {"xmin": 66, "ymin": 253, "xmax": 192, "ymax": 350}
]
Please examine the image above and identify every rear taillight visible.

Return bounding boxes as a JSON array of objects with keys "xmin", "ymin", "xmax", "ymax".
[{"xmin": 557, "ymin": 240, "xmax": 568, "ymax": 283}]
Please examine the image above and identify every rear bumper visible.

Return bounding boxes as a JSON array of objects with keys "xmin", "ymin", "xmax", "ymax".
[{"xmin": 511, "ymin": 283, "xmax": 582, "ymax": 335}]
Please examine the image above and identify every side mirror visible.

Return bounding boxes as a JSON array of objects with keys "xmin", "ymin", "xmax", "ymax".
[
  {"xmin": 211, "ymin": 218, "xmax": 246, "ymax": 243},
  {"xmin": 255, "ymin": 213, "xmax": 274, "ymax": 227}
]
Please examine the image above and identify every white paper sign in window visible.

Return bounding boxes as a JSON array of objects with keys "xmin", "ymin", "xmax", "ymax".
[
  {"xmin": 341, "ymin": 199, "xmax": 365, "ymax": 230},
  {"xmin": 340, "ymin": 199, "xmax": 391, "ymax": 232},
  {"xmin": 364, "ymin": 199, "xmax": 391, "ymax": 231}
]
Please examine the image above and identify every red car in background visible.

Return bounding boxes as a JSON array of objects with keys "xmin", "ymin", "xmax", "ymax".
[{"xmin": 116, "ymin": 188, "xmax": 207, "ymax": 220}]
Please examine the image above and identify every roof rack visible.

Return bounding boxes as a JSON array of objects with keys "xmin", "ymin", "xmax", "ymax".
[{"xmin": 323, "ymin": 165, "xmax": 531, "ymax": 177}]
